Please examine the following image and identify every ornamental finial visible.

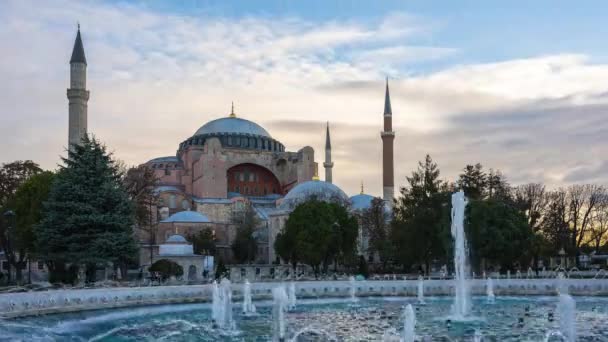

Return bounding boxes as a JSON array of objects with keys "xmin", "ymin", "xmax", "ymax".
[
  {"xmin": 229, "ymin": 102, "xmax": 236, "ymax": 118},
  {"xmin": 360, "ymin": 181, "xmax": 364, "ymax": 195}
]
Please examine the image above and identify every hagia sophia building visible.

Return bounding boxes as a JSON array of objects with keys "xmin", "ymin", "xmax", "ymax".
[{"xmin": 67, "ymin": 27, "xmax": 395, "ymax": 278}]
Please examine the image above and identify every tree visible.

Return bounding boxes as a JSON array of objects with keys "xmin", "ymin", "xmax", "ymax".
[
  {"xmin": 36, "ymin": 136, "xmax": 138, "ymax": 283},
  {"xmin": 0, "ymin": 160, "xmax": 42, "ymax": 207},
  {"xmin": 540, "ymin": 189, "xmax": 569, "ymax": 253},
  {"xmin": 123, "ymin": 165, "xmax": 159, "ymax": 265},
  {"xmin": 566, "ymin": 184, "xmax": 605, "ymax": 256},
  {"xmin": 275, "ymin": 199, "xmax": 358, "ymax": 277},
  {"xmin": 215, "ymin": 257, "xmax": 227, "ymax": 279},
  {"xmin": 361, "ymin": 197, "xmax": 391, "ymax": 271},
  {"xmin": 466, "ymin": 198, "xmax": 533, "ymax": 272},
  {"xmin": 187, "ymin": 229, "xmax": 217, "ymax": 256},
  {"xmin": 149, "ymin": 259, "xmax": 183, "ymax": 281},
  {"xmin": 587, "ymin": 201, "xmax": 608, "ymax": 253},
  {"xmin": 1, "ymin": 172, "xmax": 54, "ymax": 283},
  {"xmin": 391, "ymin": 155, "xmax": 451, "ymax": 273},
  {"xmin": 513, "ymin": 183, "xmax": 550, "ymax": 268},
  {"xmin": 231, "ymin": 204, "xmax": 260, "ymax": 263},
  {"xmin": 458, "ymin": 163, "xmax": 487, "ymax": 200},
  {"xmin": 487, "ymin": 169, "xmax": 510, "ymax": 200}
]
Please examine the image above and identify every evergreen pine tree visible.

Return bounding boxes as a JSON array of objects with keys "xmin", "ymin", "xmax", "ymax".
[{"xmin": 36, "ymin": 136, "xmax": 137, "ymax": 283}]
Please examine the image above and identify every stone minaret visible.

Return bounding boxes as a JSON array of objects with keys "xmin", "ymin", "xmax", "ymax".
[
  {"xmin": 67, "ymin": 25, "xmax": 89, "ymax": 151},
  {"xmin": 323, "ymin": 122, "xmax": 334, "ymax": 183},
  {"xmin": 381, "ymin": 78, "xmax": 395, "ymax": 205}
]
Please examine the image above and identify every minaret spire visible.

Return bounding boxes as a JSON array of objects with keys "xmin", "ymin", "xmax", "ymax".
[
  {"xmin": 323, "ymin": 122, "xmax": 334, "ymax": 183},
  {"xmin": 384, "ymin": 77, "xmax": 392, "ymax": 116},
  {"xmin": 67, "ymin": 24, "xmax": 90, "ymax": 152},
  {"xmin": 229, "ymin": 102, "xmax": 236, "ymax": 118},
  {"xmin": 381, "ymin": 77, "xmax": 395, "ymax": 206}
]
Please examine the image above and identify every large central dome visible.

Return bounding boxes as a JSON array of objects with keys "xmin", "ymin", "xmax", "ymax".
[{"xmin": 194, "ymin": 117, "xmax": 271, "ymax": 138}]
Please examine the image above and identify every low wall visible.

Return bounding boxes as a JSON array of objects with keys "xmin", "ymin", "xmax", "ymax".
[{"xmin": 2, "ymin": 278, "xmax": 608, "ymax": 318}]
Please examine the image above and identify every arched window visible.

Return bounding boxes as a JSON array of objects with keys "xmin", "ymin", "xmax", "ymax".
[{"xmin": 169, "ymin": 195, "xmax": 177, "ymax": 209}]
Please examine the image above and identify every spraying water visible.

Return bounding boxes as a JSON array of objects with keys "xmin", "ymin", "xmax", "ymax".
[
  {"xmin": 349, "ymin": 276, "xmax": 356, "ymax": 301},
  {"xmin": 417, "ymin": 276, "xmax": 425, "ymax": 304},
  {"xmin": 402, "ymin": 304, "xmax": 415, "ymax": 342},
  {"xmin": 557, "ymin": 294, "xmax": 576, "ymax": 342},
  {"xmin": 211, "ymin": 281, "xmax": 220, "ymax": 323},
  {"xmin": 450, "ymin": 190, "xmax": 470, "ymax": 318},
  {"xmin": 242, "ymin": 279, "xmax": 256, "ymax": 314},
  {"xmin": 272, "ymin": 286, "xmax": 289, "ymax": 341},
  {"xmin": 212, "ymin": 278, "xmax": 234, "ymax": 330},
  {"xmin": 288, "ymin": 282, "xmax": 296, "ymax": 310},
  {"xmin": 486, "ymin": 277, "xmax": 495, "ymax": 303}
]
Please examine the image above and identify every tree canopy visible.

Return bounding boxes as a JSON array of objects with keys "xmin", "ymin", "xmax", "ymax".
[
  {"xmin": 275, "ymin": 199, "xmax": 358, "ymax": 276},
  {"xmin": 36, "ymin": 136, "xmax": 138, "ymax": 282}
]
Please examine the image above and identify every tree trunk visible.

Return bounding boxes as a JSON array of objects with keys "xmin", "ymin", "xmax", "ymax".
[{"xmin": 15, "ymin": 263, "xmax": 23, "ymax": 285}]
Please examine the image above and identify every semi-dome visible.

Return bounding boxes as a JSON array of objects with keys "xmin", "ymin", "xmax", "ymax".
[
  {"xmin": 280, "ymin": 180, "xmax": 350, "ymax": 210},
  {"xmin": 350, "ymin": 193, "xmax": 375, "ymax": 211},
  {"xmin": 194, "ymin": 117, "xmax": 271, "ymax": 138}
]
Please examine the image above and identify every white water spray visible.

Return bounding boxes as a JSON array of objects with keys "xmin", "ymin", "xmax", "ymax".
[
  {"xmin": 486, "ymin": 277, "xmax": 495, "ymax": 303},
  {"xmin": 450, "ymin": 190, "xmax": 471, "ymax": 318},
  {"xmin": 349, "ymin": 276, "xmax": 356, "ymax": 301},
  {"xmin": 242, "ymin": 279, "xmax": 256, "ymax": 314},
  {"xmin": 288, "ymin": 282, "xmax": 296, "ymax": 310},
  {"xmin": 402, "ymin": 304, "xmax": 415, "ymax": 342},
  {"xmin": 212, "ymin": 278, "xmax": 234, "ymax": 330},
  {"xmin": 417, "ymin": 276, "xmax": 425, "ymax": 304},
  {"xmin": 272, "ymin": 286, "xmax": 289, "ymax": 341},
  {"xmin": 557, "ymin": 294, "xmax": 576, "ymax": 342}
]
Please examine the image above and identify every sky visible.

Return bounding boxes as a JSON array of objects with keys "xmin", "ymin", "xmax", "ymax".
[{"xmin": 2, "ymin": 0, "xmax": 608, "ymax": 197}]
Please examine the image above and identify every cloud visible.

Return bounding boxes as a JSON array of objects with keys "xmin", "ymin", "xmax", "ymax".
[{"xmin": 2, "ymin": 0, "xmax": 608, "ymax": 197}]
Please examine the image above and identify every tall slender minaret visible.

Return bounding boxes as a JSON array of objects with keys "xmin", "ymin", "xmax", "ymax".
[
  {"xmin": 381, "ymin": 78, "xmax": 395, "ymax": 205},
  {"xmin": 323, "ymin": 122, "xmax": 334, "ymax": 183},
  {"xmin": 67, "ymin": 24, "xmax": 89, "ymax": 151}
]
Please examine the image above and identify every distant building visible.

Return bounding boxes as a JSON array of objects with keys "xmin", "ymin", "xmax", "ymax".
[{"xmin": 63, "ymin": 27, "xmax": 395, "ymax": 276}]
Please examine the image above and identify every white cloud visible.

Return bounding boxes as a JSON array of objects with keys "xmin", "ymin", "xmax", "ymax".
[{"xmin": 2, "ymin": 0, "xmax": 608, "ymax": 197}]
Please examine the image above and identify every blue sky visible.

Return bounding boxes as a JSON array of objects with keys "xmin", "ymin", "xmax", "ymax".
[
  {"xmin": 2, "ymin": 0, "xmax": 608, "ymax": 196},
  {"xmin": 138, "ymin": 0, "xmax": 608, "ymax": 62}
]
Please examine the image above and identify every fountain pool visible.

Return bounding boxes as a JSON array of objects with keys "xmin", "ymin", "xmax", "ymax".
[{"xmin": 2, "ymin": 296, "xmax": 608, "ymax": 341}]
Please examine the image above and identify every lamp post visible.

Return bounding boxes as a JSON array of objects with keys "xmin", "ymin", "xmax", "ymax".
[{"xmin": 3, "ymin": 210, "xmax": 15, "ymax": 284}]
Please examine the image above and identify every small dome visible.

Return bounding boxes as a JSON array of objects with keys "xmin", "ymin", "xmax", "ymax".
[
  {"xmin": 350, "ymin": 193, "xmax": 375, "ymax": 211},
  {"xmin": 165, "ymin": 234, "xmax": 188, "ymax": 244},
  {"xmin": 280, "ymin": 180, "xmax": 350, "ymax": 210},
  {"xmin": 161, "ymin": 210, "xmax": 211, "ymax": 223},
  {"xmin": 194, "ymin": 117, "xmax": 271, "ymax": 138}
]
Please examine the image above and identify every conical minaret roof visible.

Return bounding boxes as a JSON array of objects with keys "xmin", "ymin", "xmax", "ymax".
[
  {"xmin": 325, "ymin": 122, "xmax": 331, "ymax": 150},
  {"xmin": 70, "ymin": 25, "xmax": 87, "ymax": 65},
  {"xmin": 384, "ymin": 77, "xmax": 392, "ymax": 115}
]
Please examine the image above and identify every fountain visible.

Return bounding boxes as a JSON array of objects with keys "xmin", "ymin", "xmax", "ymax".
[
  {"xmin": 417, "ymin": 276, "xmax": 425, "ymax": 304},
  {"xmin": 212, "ymin": 278, "xmax": 234, "ymax": 330},
  {"xmin": 557, "ymin": 294, "xmax": 576, "ymax": 342},
  {"xmin": 486, "ymin": 277, "xmax": 495, "ymax": 303},
  {"xmin": 288, "ymin": 282, "xmax": 297, "ymax": 310},
  {"xmin": 450, "ymin": 190, "xmax": 470, "ymax": 318},
  {"xmin": 272, "ymin": 286, "xmax": 289, "ymax": 342},
  {"xmin": 242, "ymin": 279, "xmax": 256, "ymax": 314},
  {"xmin": 402, "ymin": 304, "xmax": 416, "ymax": 342},
  {"xmin": 349, "ymin": 276, "xmax": 356, "ymax": 301}
]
